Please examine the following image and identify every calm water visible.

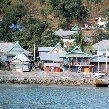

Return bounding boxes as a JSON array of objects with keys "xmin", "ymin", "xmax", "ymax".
[{"xmin": 0, "ymin": 84, "xmax": 109, "ymax": 109}]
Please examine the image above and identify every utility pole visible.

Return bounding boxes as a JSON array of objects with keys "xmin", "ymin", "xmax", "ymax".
[
  {"xmin": 34, "ymin": 42, "xmax": 36, "ymax": 61},
  {"xmin": 106, "ymin": 49, "xmax": 107, "ymax": 74},
  {"xmin": 98, "ymin": 42, "xmax": 99, "ymax": 73}
]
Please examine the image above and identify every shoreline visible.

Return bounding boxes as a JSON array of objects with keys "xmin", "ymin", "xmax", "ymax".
[
  {"xmin": 0, "ymin": 83, "xmax": 96, "ymax": 89},
  {"xmin": 0, "ymin": 70, "xmax": 94, "ymax": 86}
]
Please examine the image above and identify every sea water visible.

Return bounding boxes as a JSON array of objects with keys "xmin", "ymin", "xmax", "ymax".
[{"xmin": 0, "ymin": 84, "xmax": 109, "ymax": 109}]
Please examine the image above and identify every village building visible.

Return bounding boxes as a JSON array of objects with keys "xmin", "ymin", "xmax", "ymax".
[
  {"xmin": 91, "ymin": 40, "xmax": 109, "ymax": 73},
  {"xmin": 0, "ymin": 41, "xmax": 31, "ymax": 70},
  {"xmin": 54, "ymin": 29, "xmax": 77, "ymax": 48},
  {"xmin": 60, "ymin": 45, "xmax": 94, "ymax": 73},
  {"xmin": 10, "ymin": 53, "xmax": 31, "ymax": 72},
  {"xmin": 38, "ymin": 43, "xmax": 67, "ymax": 72}
]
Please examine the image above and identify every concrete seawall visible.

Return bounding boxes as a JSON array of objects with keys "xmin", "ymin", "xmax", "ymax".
[{"xmin": 0, "ymin": 71, "xmax": 94, "ymax": 85}]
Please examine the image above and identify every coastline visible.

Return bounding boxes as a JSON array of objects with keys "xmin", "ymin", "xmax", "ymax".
[{"xmin": 0, "ymin": 70, "xmax": 94, "ymax": 86}]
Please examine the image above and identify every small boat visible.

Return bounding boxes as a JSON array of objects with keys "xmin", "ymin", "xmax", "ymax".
[{"xmin": 93, "ymin": 74, "xmax": 109, "ymax": 87}]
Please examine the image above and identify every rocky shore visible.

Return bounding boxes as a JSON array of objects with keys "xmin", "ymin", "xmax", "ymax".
[{"xmin": 0, "ymin": 71, "xmax": 94, "ymax": 86}]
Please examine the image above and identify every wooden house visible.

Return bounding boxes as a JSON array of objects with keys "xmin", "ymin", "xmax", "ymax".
[
  {"xmin": 60, "ymin": 45, "xmax": 94, "ymax": 73},
  {"xmin": 10, "ymin": 53, "xmax": 31, "ymax": 72},
  {"xmin": 54, "ymin": 29, "xmax": 77, "ymax": 48},
  {"xmin": 38, "ymin": 43, "xmax": 67, "ymax": 72},
  {"xmin": 0, "ymin": 41, "xmax": 31, "ymax": 65}
]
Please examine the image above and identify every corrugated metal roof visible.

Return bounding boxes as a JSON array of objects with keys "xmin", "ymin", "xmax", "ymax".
[
  {"xmin": 54, "ymin": 29, "xmax": 77, "ymax": 37},
  {"xmin": 6, "ymin": 41, "xmax": 30, "ymax": 55},
  {"xmin": 91, "ymin": 55, "xmax": 109, "ymax": 62},
  {"xmin": 11, "ymin": 53, "xmax": 30, "ymax": 62},
  {"xmin": 66, "ymin": 53, "xmax": 93, "ymax": 58},
  {"xmin": 93, "ymin": 40, "xmax": 109, "ymax": 50},
  {"xmin": 39, "ymin": 52, "xmax": 63, "ymax": 62},
  {"xmin": 0, "ymin": 42, "xmax": 15, "ymax": 52},
  {"xmin": 0, "ymin": 41, "xmax": 29, "ymax": 55},
  {"xmin": 0, "ymin": 41, "xmax": 30, "ymax": 56},
  {"xmin": 38, "ymin": 47, "xmax": 54, "ymax": 52}
]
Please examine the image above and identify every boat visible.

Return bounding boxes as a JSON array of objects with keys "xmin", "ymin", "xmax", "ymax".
[{"xmin": 93, "ymin": 74, "xmax": 109, "ymax": 87}]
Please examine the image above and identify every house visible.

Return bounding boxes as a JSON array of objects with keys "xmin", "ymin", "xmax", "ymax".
[
  {"xmin": 54, "ymin": 29, "xmax": 77, "ymax": 48},
  {"xmin": 38, "ymin": 43, "xmax": 67, "ymax": 72},
  {"xmin": 0, "ymin": 41, "xmax": 31, "ymax": 65},
  {"xmin": 10, "ymin": 53, "xmax": 31, "ymax": 72},
  {"xmin": 91, "ymin": 40, "xmax": 109, "ymax": 73},
  {"xmin": 60, "ymin": 45, "xmax": 94, "ymax": 73},
  {"xmin": 54, "ymin": 29, "xmax": 78, "ymax": 38}
]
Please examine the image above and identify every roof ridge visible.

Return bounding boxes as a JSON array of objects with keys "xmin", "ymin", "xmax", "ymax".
[
  {"xmin": 49, "ymin": 43, "xmax": 67, "ymax": 54},
  {"xmin": 6, "ymin": 41, "xmax": 20, "ymax": 53}
]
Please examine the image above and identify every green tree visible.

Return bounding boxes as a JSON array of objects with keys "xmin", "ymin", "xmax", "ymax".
[
  {"xmin": 75, "ymin": 30, "xmax": 86, "ymax": 50},
  {"xmin": 92, "ymin": 28, "xmax": 107, "ymax": 43},
  {"xmin": 48, "ymin": 0, "xmax": 89, "ymax": 23},
  {"xmin": 103, "ymin": 8, "xmax": 109, "ymax": 21},
  {"xmin": 3, "ymin": 4, "xmax": 27, "ymax": 25},
  {"xmin": 41, "ymin": 28, "xmax": 63, "ymax": 47},
  {"xmin": 86, "ymin": 0, "xmax": 101, "ymax": 5},
  {"xmin": 0, "ymin": 3, "xmax": 27, "ymax": 42},
  {"xmin": 0, "ymin": 0, "xmax": 11, "ymax": 14},
  {"xmin": 73, "ymin": 29, "xmax": 93, "ymax": 53},
  {"xmin": 12, "ymin": 15, "xmax": 62, "ymax": 51}
]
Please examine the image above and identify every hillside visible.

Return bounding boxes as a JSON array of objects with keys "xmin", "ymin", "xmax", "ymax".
[
  {"xmin": 26, "ymin": 0, "xmax": 109, "ymax": 28},
  {"xmin": 1, "ymin": 0, "xmax": 109, "ymax": 28},
  {"xmin": 0, "ymin": 0, "xmax": 109, "ymax": 51}
]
